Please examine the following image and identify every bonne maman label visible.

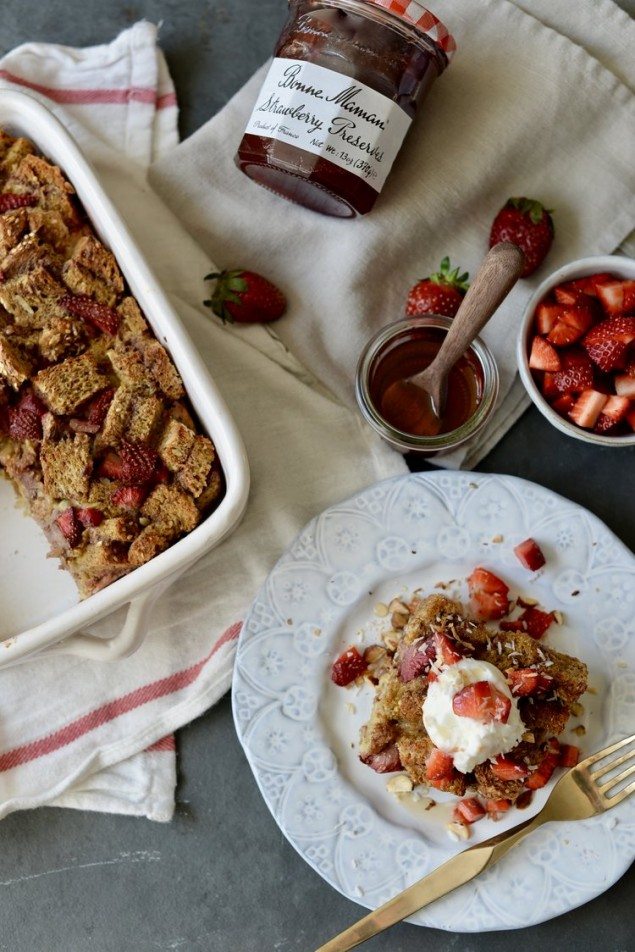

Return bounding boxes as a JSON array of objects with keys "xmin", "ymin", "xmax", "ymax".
[{"xmin": 244, "ymin": 58, "xmax": 413, "ymax": 193}]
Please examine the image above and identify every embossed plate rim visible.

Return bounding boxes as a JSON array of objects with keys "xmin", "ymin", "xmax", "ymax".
[{"xmin": 232, "ymin": 471, "xmax": 635, "ymax": 931}]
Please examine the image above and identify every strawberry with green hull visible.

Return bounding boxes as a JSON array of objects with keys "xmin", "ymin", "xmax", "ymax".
[
  {"xmin": 204, "ymin": 269, "xmax": 287, "ymax": 324},
  {"xmin": 489, "ymin": 198, "xmax": 554, "ymax": 277},
  {"xmin": 405, "ymin": 257, "xmax": 470, "ymax": 318}
]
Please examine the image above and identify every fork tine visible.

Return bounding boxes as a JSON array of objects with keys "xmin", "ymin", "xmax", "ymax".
[
  {"xmin": 593, "ymin": 746, "xmax": 635, "ymax": 781},
  {"xmin": 599, "ymin": 762, "xmax": 635, "ymax": 795},
  {"xmin": 607, "ymin": 779, "xmax": 635, "ymax": 807},
  {"xmin": 585, "ymin": 733, "xmax": 635, "ymax": 770}
]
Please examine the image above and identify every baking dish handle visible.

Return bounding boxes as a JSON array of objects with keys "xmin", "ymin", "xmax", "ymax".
[{"xmin": 50, "ymin": 586, "xmax": 163, "ymax": 661}]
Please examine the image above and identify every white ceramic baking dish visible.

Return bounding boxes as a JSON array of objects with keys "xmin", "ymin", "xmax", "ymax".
[{"xmin": 0, "ymin": 89, "xmax": 250, "ymax": 667}]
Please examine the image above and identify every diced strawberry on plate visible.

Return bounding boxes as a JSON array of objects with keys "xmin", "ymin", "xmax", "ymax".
[
  {"xmin": 525, "ymin": 739, "xmax": 561, "ymax": 789},
  {"xmin": 426, "ymin": 748, "xmax": 455, "ymax": 781},
  {"xmin": 514, "ymin": 538, "xmax": 546, "ymax": 571},
  {"xmin": 559, "ymin": 744, "xmax": 580, "ymax": 768},
  {"xmin": 467, "ymin": 567, "xmax": 510, "ymax": 621},
  {"xmin": 506, "ymin": 667, "xmax": 553, "ymax": 696},
  {"xmin": 331, "ymin": 646, "xmax": 367, "ymax": 686},
  {"xmin": 452, "ymin": 681, "xmax": 511, "ymax": 724},
  {"xmin": 615, "ymin": 374, "xmax": 635, "ymax": 399},
  {"xmin": 485, "ymin": 798, "xmax": 511, "ymax": 814},
  {"xmin": 568, "ymin": 389, "xmax": 608, "ymax": 429},
  {"xmin": 594, "ymin": 396, "xmax": 631, "ymax": 433},
  {"xmin": 491, "ymin": 756, "xmax": 530, "ymax": 781},
  {"xmin": 504, "ymin": 606, "xmax": 555, "ymax": 640},
  {"xmin": 529, "ymin": 337, "xmax": 561, "ymax": 372},
  {"xmin": 596, "ymin": 279, "xmax": 635, "ymax": 316},
  {"xmin": 454, "ymin": 798, "xmax": 486, "ymax": 825}
]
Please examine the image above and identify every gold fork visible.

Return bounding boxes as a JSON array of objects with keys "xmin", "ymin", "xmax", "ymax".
[{"xmin": 317, "ymin": 733, "xmax": 635, "ymax": 952}]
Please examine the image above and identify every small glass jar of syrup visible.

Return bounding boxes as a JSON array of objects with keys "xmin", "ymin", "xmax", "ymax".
[
  {"xmin": 235, "ymin": 0, "xmax": 455, "ymax": 218},
  {"xmin": 356, "ymin": 315, "xmax": 499, "ymax": 455}
]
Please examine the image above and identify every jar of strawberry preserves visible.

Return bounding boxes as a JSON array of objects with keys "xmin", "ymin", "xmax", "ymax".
[{"xmin": 235, "ymin": 0, "xmax": 456, "ymax": 218}]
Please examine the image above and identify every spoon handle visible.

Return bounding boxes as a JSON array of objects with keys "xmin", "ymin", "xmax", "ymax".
[{"xmin": 430, "ymin": 242, "xmax": 525, "ymax": 372}]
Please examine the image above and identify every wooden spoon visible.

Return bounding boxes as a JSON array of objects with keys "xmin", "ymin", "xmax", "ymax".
[{"xmin": 381, "ymin": 242, "xmax": 525, "ymax": 437}]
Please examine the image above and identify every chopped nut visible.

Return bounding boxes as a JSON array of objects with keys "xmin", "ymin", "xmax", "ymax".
[
  {"xmin": 617, "ymin": 661, "xmax": 628, "ymax": 669},
  {"xmin": 382, "ymin": 631, "xmax": 399, "ymax": 652},
  {"xmin": 391, "ymin": 611, "xmax": 409, "ymax": 630},
  {"xmin": 587, "ymin": 685, "xmax": 598, "ymax": 696},
  {"xmin": 518, "ymin": 595, "xmax": 539, "ymax": 607},
  {"xmin": 572, "ymin": 725, "xmax": 586, "ymax": 737},
  {"xmin": 570, "ymin": 702, "xmax": 584, "ymax": 717},
  {"xmin": 553, "ymin": 610, "xmax": 564, "ymax": 625},
  {"xmin": 522, "ymin": 731, "xmax": 535, "ymax": 743},
  {"xmin": 363, "ymin": 644, "xmax": 386, "ymax": 664},
  {"xmin": 491, "ymin": 534, "xmax": 504, "ymax": 543},
  {"xmin": 374, "ymin": 602, "xmax": 389, "ymax": 618},
  {"xmin": 345, "ymin": 703, "xmax": 357, "ymax": 715},
  {"xmin": 447, "ymin": 821, "xmax": 470, "ymax": 841},
  {"xmin": 386, "ymin": 774, "xmax": 414, "ymax": 795},
  {"xmin": 388, "ymin": 598, "xmax": 410, "ymax": 615}
]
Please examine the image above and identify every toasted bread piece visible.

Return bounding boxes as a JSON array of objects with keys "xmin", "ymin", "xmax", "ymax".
[
  {"xmin": 38, "ymin": 315, "xmax": 85, "ymax": 363},
  {"xmin": 158, "ymin": 418, "xmax": 195, "ymax": 472},
  {"xmin": 128, "ymin": 394, "xmax": 164, "ymax": 443},
  {"xmin": 0, "ymin": 208, "xmax": 29, "ymax": 257},
  {"xmin": 176, "ymin": 435, "xmax": 215, "ymax": 498},
  {"xmin": 107, "ymin": 346, "xmax": 154, "ymax": 393},
  {"xmin": 0, "ymin": 333, "xmax": 31, "ymax": 389},
  {"xmin": 0, "ymin": 264, "xmax": 66, "ymax": 324},
  {"xmin": 117, "ymin": 297, "xmax": 149, "ymax": 342},
  {"xmin": 7, "ymin": 154, "xmax": 77, "ymax": 223},
  {"xmin": 137, "ymin": 338, "xmax": 184, "ymax": 400},
  {"xmin": 142, "ymin": 483, "xmax": 200, "ymax": 534},
  {"xmin": 127, "ymin": 524, "xmax": 171, "ymax": 567},
  {"xmin": 35, "ymin": 352, "xmax": 107, "ymax": 414},
  {"xmin": 0, "ymin": 137, "xmax": 35, "ymax": 177},
  {"xmin": 40, "ymin": 433, "xmax": 92, "ymax": 500},
  {"xmin": 67, "ymin": 235, "xmax": 124, "ymax": 294}
]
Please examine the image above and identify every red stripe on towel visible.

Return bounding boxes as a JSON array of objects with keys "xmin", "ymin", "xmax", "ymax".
[
  {"xmin": 145, "ymin": 735, "xmax": 177, "ymax": 753},
  {"xmin": 0, "ymin": 622, "xmax": 242, "ymax": 772},
  {"xmin": 0, "ymin": 69, "xmax": 177, "ymax": 108}
]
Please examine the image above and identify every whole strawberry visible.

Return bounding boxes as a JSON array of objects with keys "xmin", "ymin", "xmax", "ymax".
[
  {"xmin": 406, "ymin": 257, "xmax": 470, "ymax": 318},
  {"xmin": 489, "ymin": 198, "xmax": 554, "ymax": 277},
  {"xmin": 204, "ymin": 269, "xmax": 287, "ymax": 324}
]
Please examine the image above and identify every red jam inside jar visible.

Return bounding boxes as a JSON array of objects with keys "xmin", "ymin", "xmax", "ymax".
[
  {"xmin": 369, "ymin": 326, "xmax": 485, "ymax": 436},
  {"xmin": 236, "ymin": 0, "xmax": 455, "ymax": 218}
]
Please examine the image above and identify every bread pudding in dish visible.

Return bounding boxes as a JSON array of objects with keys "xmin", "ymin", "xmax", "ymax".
[
  {"xmin": 332, "ymin": 581, "xmax": 587, "ymax": 828},
  {"xmin": 0, "ymin": 129, "xmax": 223, "ymax": 598}
]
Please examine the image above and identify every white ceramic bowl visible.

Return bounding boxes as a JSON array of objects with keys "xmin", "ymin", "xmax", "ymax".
[
  {"xmin": 0, "ymin": 90, "xmax": 250, "ymax": 666},
  {"xmin": 517, "ymin": 254, "xmax": 635, "ymax": 447}
]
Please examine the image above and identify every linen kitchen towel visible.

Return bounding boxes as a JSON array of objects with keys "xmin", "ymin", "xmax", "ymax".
[
  {"xmin": 150, "ymin": 0, "xmax": 635, "ymax": 470},
  {"xmin": 0, "ymin": 0, "xmax": 633, "ymax": 821},
  {"xmin": 0, "ymin": 22, "xmax": 405, "ymax": 821}
]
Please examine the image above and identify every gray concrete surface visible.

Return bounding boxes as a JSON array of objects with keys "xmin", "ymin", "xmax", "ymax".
[{"xmin": 0, "ymin": 2, "xmax": 633, "ymax": 950}]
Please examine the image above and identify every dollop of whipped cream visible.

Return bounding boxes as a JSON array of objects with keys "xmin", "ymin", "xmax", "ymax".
[{"xmin": 422, "ymin": 658, "xmax": 524, "ymax": 774}]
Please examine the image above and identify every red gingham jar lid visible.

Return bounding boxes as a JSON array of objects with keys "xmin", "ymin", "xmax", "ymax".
[{"xmin": 363, "ymin": 0, "xmax": 457, "ymax": 63}]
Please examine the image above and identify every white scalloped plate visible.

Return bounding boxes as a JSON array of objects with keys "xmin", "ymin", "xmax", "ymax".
[{"xmin": 233, "ymin": 472, "xmax": 635, "ymax": 931}]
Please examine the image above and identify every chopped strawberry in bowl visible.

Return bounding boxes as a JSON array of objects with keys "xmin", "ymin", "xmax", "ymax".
[{"xmin": 517, "ymin": 255, "xmax": 635, "ymax": 446}]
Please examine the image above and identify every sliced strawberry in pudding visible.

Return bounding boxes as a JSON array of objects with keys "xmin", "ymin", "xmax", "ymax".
[
  {"xmin": 491, "ymin": 755, "xmax": 530, "ymax": 781},
  {"xmin": 452, "ymin": 681, "xmax": 511, "ymax": 724},
  {"xmin": 433, "ymin": 631, "xmax": 462, "ymax": 666},
  {"xmin": 425, "ymin": 748, "xmax": 455, "ymax": 782},
  {"xmin": 506, "ymin": 667, "xmax": 554, "ymax": 696},
  {"xmin": 360, "ymin": 744, "xmax": 402, "ymax": 773},
  {"xmin": 525, "ymin": 738, "xmax": 560, "ymax": 789}
]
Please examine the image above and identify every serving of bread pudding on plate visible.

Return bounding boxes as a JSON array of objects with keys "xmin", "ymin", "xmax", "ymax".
[
  {"xmin": 0, "ymin": 129, "xmax": 223, "ymax": 598},
  {"xmin": 332, "ymin": 585, "xmax": 588, "ymax": 826}
]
